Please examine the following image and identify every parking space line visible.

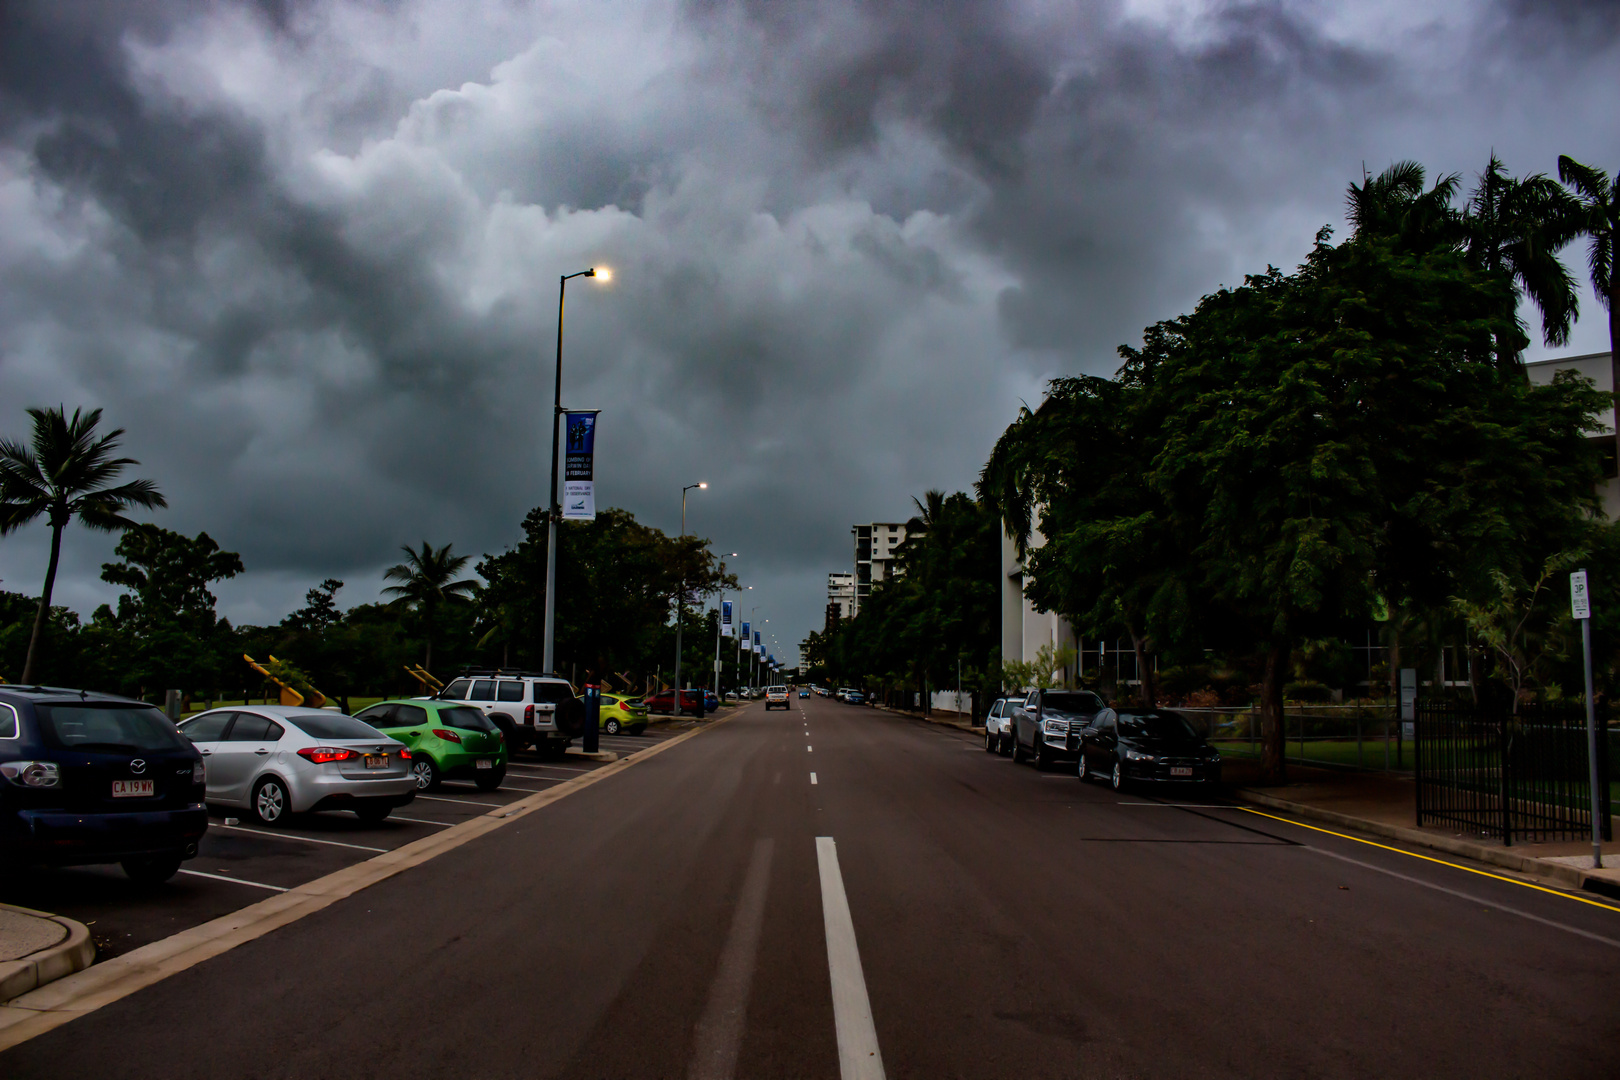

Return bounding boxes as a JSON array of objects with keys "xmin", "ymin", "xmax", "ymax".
[
  {"xmin": 390, "ymin": 815, "xmax": 454, "ymax": 827},
  {"xmin": 214, "ymin": 824, "xmax": 386, "ymax": 853},
  {"xmin": 413, "ymin": 794, "xmax": 502, "ymax": 807},
  {"xmin": 811, "ymin": 773, "xmax": 818, "ymax": 785},
  {"xmin": 178, "ymin": 869, "xmax": 288, "ymax": 892}
]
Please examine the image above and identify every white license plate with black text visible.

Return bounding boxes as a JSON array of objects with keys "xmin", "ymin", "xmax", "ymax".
[
  {"xmin": 475, "ymin": 758, "xmax": 493, "ymax": 769},
  {"xmin": 364, "ymin": 754, "xmax": 387, "ymax": 769},
  {"xmin": 112, "ymin": 780, "xmax": 154, "ymax": 797},
  {"xmin": 1170, "ymin": 766, "xmax": 1193, "ymax": 777}
]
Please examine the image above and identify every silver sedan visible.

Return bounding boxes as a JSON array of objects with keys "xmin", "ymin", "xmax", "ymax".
[{"xmin": 177, "ymin": 706, "xmax": 417, "ymax": 825}]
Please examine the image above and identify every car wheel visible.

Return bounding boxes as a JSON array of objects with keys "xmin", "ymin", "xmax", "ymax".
[
  {"xmin": 998, "ymin": 734, "xmax": 1012, "ymax": 757},
  {"xmin": 355, "ymin": 803, "xmax": 392, "ymax": 823},
  {"xmin": 1012, "ymin": 736, "xmax": 1028, "ymax": 763},
  {"xmin": 1077, "ymin": 754, "xmax": 1089, "ymax": 782},
  {"xmin": 604, "ymin": 718, "xmax": 622, "ymax": 736},
  {"xmin": 986, "ymin": 728, "xmax": 997, "ymax": 752},
  {"xmin": 251, "ymin": 776, "xmax": 289, "ymax": 826},
  {"xmin": 475, "ymin": 766, "xmax": 506, "ymax": 792},
  {"xmin": 1111, "ymin": 760, "xmax": 1125, "ymax": 792},
  {"xmin": 410, "ymin": 755, "xmax": 440, "ymax": 791},
  {"xmin": 1034, "ymin": 740, "xmax": 1051, "ymax": 771},
  {"xmin": 121, "ymin": 853, "xmax": 183, "ymax": 885},
  {"xmin": 494, "ymin": 719, "xmax": 519, "ymax": 751}
]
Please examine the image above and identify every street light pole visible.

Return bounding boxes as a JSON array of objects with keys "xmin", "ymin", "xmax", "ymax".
[
  {"xmin": 542, "ymin": 267, "xmax": 605, "ymax": 676},
  {"xmin": 713, "ymin": 554, "xmax": 738, "ymax": 699},
  {"xmin": 673, "ymin": 482, "xmax": 706, "ymax": 715}
]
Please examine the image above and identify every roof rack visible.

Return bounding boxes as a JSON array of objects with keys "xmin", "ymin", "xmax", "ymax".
[{"xmin": 452, "ymin": 667, "xmax": 564, "ymax": 679}]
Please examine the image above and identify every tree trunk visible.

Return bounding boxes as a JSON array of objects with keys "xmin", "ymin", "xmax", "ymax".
[
  {"xmin": 424, "ymin": 601, "xmax": 435, "ymax": 672},
  {"xmin": 1129, "ymin": 628, "xmax": 1156, "ymax": 710},
  {"xmin": 20, "ymin": 518, "xmax": 65, "ymax": 685},
  {"xmin": 1257, "ymin": 641, "xmax": 1289, "ymax": 785},
  {"xmin": 1610, "ymin": 288, "xmax": 1619, "ymax": 486},
  {"xmin": 1467, "ymin": 635, "xmax": 1482, "ymax": 708}
]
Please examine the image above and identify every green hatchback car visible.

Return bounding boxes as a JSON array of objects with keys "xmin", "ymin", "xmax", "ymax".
[
  {"xmin": 597, "ymin": 693, "xmax": 650, "ymax": 735},
  {"xmin": 354, "ymin": 699, "xmax": 507, "ymax": 791}
]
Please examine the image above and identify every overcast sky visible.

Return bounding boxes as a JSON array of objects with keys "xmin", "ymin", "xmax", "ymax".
[{"xmin": 1, "ymin": 0, "xmax": 1617, "ymax": 666}]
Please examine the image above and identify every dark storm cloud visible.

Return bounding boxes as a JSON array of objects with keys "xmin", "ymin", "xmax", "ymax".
[{"xmin": 0, "ymin": 0, "xmax": 1617, "ymax": 658}]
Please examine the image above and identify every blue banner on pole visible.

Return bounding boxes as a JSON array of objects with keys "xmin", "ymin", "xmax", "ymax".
[
  {"xmin": 562, "ymin": 411, "xmax": 599, "ymax": 520},
  {"xmin": 721, "ymin": 600, "xmax": 734, "ymax": 637}
]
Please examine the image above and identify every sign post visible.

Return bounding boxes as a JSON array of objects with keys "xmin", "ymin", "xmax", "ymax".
[{"xmin": 1572, "ymin": 569, "xmax": 1602, "ymax": 870}]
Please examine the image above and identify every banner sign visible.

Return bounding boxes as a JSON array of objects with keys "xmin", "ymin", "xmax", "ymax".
[
  {"xmin": 721, "ymin": 600, "xmax": 734, "ymax": 637},
  {"xmin": 740, "ymin": 621, "xmax": 750, "ymax": 646},
  {"xmin": 562, "ymin": 411, "xmax": 600, "ymax": 521}
]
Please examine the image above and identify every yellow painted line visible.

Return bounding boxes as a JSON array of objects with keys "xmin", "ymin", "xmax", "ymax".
[
  {"xmin": 0, "ymin": 715, "xmax": 731, "ymax": 1051},
  {"xmin": 1239, "ymin": 807, "xmax": 1620, "ymax": 914}
]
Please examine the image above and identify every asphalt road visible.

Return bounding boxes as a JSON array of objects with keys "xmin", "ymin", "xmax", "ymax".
[{"xmin": 4, "ymin": 696, "xmax": 1619, "ymax": 1078}]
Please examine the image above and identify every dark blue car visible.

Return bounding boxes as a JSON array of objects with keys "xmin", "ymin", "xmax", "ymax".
[{"xmin": 1, "ymin": 685, "xmax": 208, "ymax": 883}]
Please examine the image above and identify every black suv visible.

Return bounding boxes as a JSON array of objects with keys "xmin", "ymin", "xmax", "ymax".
[
  {"xmin": 0, "ymin": 685, "xmax": 208, "ymax": 883},
  {"xmin": 1011, "ymin": 688, "xmax": 1107, "ymax": 769}
]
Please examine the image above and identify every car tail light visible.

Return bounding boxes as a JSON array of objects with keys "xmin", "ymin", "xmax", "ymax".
[
  {"xmin": 524, "ymin": 705, "xmax": 534, "ymax": 723},
  {"xmin": 297, "ymin": 747, "xmax": 357, "ymax": 764},
  {"xmin": 0, "ymin": 760, "xmax": 61, "ymax": 788},
  {"xmin": 192, "ymin": 760, "xmax": 206, "ymax": 783},
  {"xmin": 621, "ymin": 702, "xmax": 632, "ymax": 711},
  {"xmin": 398, "ymin": 748, "xmax": 412, "ymax": 759},
  {"xmin": 432, "ymin": 729, "xmax": 463, "ymax": 743}
]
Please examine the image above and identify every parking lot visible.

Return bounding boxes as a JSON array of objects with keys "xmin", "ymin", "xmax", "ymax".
[{"xmin": 0, "ymin": 723, "xmax": 697, "ymax": 960}]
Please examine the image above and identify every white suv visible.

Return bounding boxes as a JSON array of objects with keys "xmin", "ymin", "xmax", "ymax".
[
  {"xmin": 437, "ymin": 671, "xmax": 584, "ymax": 755},
  {"xmin": 764, "ymin": 685, "xmax": 790, "ymax": 710}
]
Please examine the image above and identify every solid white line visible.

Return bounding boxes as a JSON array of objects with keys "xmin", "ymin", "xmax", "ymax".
[
  {"xmin": 688, "ymin": 838, "xmax": 775, "ymax": 1080},
  {"xmin": 816, "ymin": 837, "xmax": 886, "ymax": 1080},
  {"xmin": 413, "ymin": 794, "xmax": 502, "ymax": 807},
  {"xmin": 507, "ymin": 762, "xmax": 591, "ymax": 773},
  {"xmin": 807, "ymin": 746, "xmax": 813, "ymax": 753},
  {"xmin": 811, "ymin": 773, "xmax": 818, "ymax": 785},
  {"xmin": 391, "ymin": 815, "xmax": 454, "ymax": 827},
  {"xmin": 178, "ymin": 869, "xmax": 288, "ymax": 892},
  {"xmin": 214, "ymin": 824, "xmax": 386, "ymax": 853}
]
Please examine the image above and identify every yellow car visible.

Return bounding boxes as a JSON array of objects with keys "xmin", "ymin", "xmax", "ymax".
[{"xmin": 597, "ymin": 693, "xmax": 650, "ymax": 735}]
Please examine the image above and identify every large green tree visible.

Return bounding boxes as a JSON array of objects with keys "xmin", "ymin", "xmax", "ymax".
[
  {"xmin": 0, "ymin": 406, "xmax": 165, "ymax": 683},
  {"xmin": 382, "ymin": 542, "xmax": 477, "ymax": 672}
]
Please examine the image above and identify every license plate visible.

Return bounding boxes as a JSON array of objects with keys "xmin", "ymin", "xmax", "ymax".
[
  {"xmin": 476, "ymin": 758, "xmax": 493, "ymax": 769},
  {"xmin": 112, "ymin": 780, "xmax": 154, "ymax": 798},
  {"xmin": 364, "ymin": 754, "xmax": 387, "ymax": 769},
  {"xmin": 1170, "ymin": 766, "xmax": 1193, "ymax": 777}
]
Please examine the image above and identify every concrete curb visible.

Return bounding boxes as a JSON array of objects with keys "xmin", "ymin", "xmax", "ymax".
[
  {"xmin": 1231, "ymin": 787, "xmax": 1597, "ymax": 891},
  {"xmin": 566, "ymin": 748, "xmax": 619, "ymax": 762},
  {"xmin": 874, "ymin": 703, "xmax": 979, "ymax": 734},
  {"xmin": 0, "ymin": 905, "xmax": 94, "ymax": 1004}
]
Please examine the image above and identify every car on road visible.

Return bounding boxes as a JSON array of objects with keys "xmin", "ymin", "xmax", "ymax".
[
  {"xmin": 799, "ymin": 689, "xmax": 810, "ymax": 698},
  {"xmin": 764, "ymin": 685, "xmax": 790, "ymax": 710},
  {"xmin": 436, "ymin": 670, "xmax": 585, "ymax": 755},
  {"xmin": 1010, "ymin": 689, "xmax": 1106, "ymax": 769},
  {"xmin": 178, "ymin": 706, "xmax": 416, "ymax": 825},
  {"xmin": 353, "ymin": 700, "xmax": 508, "ymax": 791},
  {"xmin": 983, "ymin": 696, "xmax": 1015, "ymax": 755},
  {"xmin": 844, "ymin": 690, "xmax": 865, "ymax": 705},
  {"xmin": 1, "ymin": 685, "xmax": 208, "ymax": 884},
  {"xmin": 596, "ymin": 693, "xmax": 650, "ymax": 735},
  {"xmin": 1078, "ymin": 708, "xmax": 1222, "ymax": 790}
]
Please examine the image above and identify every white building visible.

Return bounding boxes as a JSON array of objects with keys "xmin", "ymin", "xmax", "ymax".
[
  {"xmin": 827, "ymin": 572, "xmax": 855, "ymax": 621},
  {"xmin": 852, "ymin": 522, "xmax": 907, "ymax": 615},
  {"xmin": 1526, "ymin": 350, "xmax": 1618, "ymax": 517},
  {"xmin": 1001, "ymin": 525, "xmax": 1078, "ymax": 687}
]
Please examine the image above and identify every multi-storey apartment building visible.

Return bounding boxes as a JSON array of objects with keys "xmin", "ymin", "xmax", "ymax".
[{"xmin": 852, "ymin": 522, "xmax": 907, "ymax": 615}]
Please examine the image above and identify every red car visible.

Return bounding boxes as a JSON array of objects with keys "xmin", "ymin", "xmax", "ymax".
[{"xmin": 643, "ymin": 689, "xmax": 708, "ymax": 715}]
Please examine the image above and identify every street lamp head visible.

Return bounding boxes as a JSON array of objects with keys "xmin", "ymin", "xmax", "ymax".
[
  {"xmin": 698, "ymin": 482, "xmax": 708, "ymax": 489},
  {"xmin": 595, "ymin": 267, "xmax": 612, "ymax": 282}
]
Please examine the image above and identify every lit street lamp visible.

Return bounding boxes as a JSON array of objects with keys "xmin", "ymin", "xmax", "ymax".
[
  {"xmin": 673, "ymin": 482, "xmax": 706, "ymax": 716},
  {"xmin": 542, "ymin": 266, "xmax": 610, "ymax": 676}
]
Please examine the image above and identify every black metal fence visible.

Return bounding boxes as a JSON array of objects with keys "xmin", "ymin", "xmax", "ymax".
[{"xmin": 1415, "ymin": 703, "xmax": 1611, "ymax": 845}]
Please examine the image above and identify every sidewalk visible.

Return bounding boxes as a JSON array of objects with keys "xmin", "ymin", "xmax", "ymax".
[
  {"xmin": 0, "ymin": 904, "xmax": 94, "ymax": 1003},
  {"xmin": 1222, "ymin": 758, "xmax": 1620, "ymax": 895}
]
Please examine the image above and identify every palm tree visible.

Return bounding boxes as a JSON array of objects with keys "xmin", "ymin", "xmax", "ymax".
[
  {"xmin": 1558, "ymin": 156, "xmax": 1620, "ymax": 464},
  {"xmin": 382, "ymin": 541, "xmax": 477, "ymax": 671},
  {"xmin": 0, "ymin": 406, "xmax": 166, "ymax": 683},
  {"xmin": 1463, "ymin": 154, "xmax": 1583, "ymax": 373},
  {"xmin": 1345, "ymin": 160, "xmax": 1462, "ymax": 252}
]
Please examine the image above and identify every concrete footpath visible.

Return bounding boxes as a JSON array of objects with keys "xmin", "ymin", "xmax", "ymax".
[{"xmin": 0, "ymin": 905, "xmax": 93, "ymax": 1003}]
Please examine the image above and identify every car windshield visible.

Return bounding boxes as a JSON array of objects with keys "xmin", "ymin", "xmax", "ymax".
[
  {"xmin": 530, "ymin": 682, "xmax": 576, "ymax": 704},
  {"xmin": 288, "ymin": 714, "xmax": 387, "ymax": 740},
  {"xmin": 35, "ymin": 703, "xmax": 189, "ymax": 753},
  {"xmin": 1041, "ymin": 692, "xmax": 1103, "ymax": 718},
  {"xmin": 437, "ymin": 706, "xmax": 497, "ymax": 732},
  {"xmin": 1117, "ymin": 712, "xmax": 1202, "ymax": 742}
]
